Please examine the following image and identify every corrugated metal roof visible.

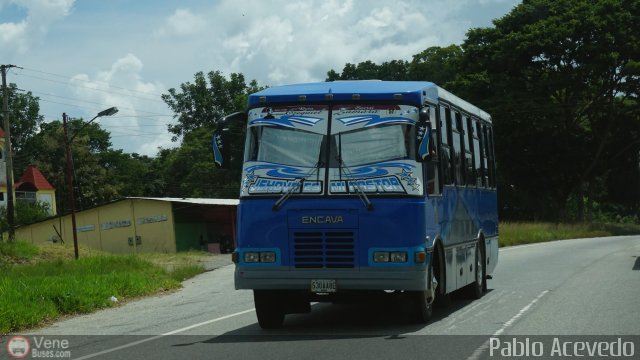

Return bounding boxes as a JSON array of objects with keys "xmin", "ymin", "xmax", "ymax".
[{"xmin": 128, "ymin": 197, "xmax": 239, "ymax": 206}]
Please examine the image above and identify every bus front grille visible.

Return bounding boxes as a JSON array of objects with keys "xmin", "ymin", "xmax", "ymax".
[{"xmin": 292, "ymin": 231, "xmax": 356, "ymax": 268}]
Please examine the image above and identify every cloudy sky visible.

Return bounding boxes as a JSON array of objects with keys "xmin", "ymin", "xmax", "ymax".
[{"xmin": 1, "ymin": 0, "xmax": 519, "ymax": 156}]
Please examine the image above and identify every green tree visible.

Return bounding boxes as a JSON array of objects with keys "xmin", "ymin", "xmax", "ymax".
[
  {"xmin": 408, "ymin": 45, "xmax": 463, "ymax": 87},
  {"xmin": 0, "ymin": 201, "xmax": 50, "ymax": 233},
  {"xmin": 326, "ymin": 60, "xmax": 410, "ymax": 81},
  {"xmin": 15, "ymin": 201, "xmax": 51, "ymax": 225},
  {"xmin": 24, "ymin": 119, "xmax": 120, "ymax": 211},
  {"xmin": 162, "ymin": 71, "xmax": 261, "ymax": 141},
  {"xmin": 460, "ymin": 0, "xmax": 640, "ymax": 220},
  {"xmin": 98, "ymin": 150, "xmax": 165, "ymax": 198},
  {"xmin": 158, "ymin": 128, "xmax": 232, "ymax": 198},
  {"xmin": 0, "ymin": 84, "xmax": 44, "ymax": 173},
  {"xmin": 161, "ymin": 71, "xmax": 262, "ymax": 198}
]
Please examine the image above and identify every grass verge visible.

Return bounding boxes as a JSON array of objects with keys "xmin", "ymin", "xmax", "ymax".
[
  {"xmin": 0, "ymin": 241, "xmax": 39, "ymax": 264},
  {"xmin": 0, "ymin": 242, "xmax": 206, "ymax": 334},
  {"xmin": 499, "ymin": 222, "xmax": 640, "ymax": 247}
]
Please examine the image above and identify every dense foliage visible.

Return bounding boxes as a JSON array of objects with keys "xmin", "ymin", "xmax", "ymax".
[
  {"xmin": 326, "ymin": 0, "xmax": 640, "ymax": 222},
  {"xmin": 0, "ymin": 0, "xmax": 637, "ymax": 224}
]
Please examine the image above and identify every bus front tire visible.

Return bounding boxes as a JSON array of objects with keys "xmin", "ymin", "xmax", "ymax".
[
  {"xmin": 411, "ymin": 290, "xmax": 433, "ymax": 323},
  {"xmin": 254, "ymin": 290, "xmax": 285, "ymax": 329},
  {"xmin": 433, "ymin": 245, "xmax": 451, "ymax": 307},
  {"xmin": 411, "ymin": 258, "xmax": 435, "ymax": 323}
]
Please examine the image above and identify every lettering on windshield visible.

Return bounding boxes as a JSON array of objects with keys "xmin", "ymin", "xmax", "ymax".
[
  {"xmin": 330, "ymin": 176, "xmax": 405, "ymax": 193},
  {"xmin": 248, "ymin": 178, "xmax": 323, "ymax": 194}
]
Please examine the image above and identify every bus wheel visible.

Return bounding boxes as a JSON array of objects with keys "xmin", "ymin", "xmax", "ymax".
[
  {"xmin": 433, "ymin": 245, "xmax": 451, "ymax": 307},
  {"xmin": 466, "ymin": 242, "xmax": 484, "ymax": 299},
  {"xmin": 411, "ymin": 290, "xmax": 433, "ymax": 324},
  {"xmin": 411, "ymin": 259, "xmax": 434, "ymax": 323},
  {"xmin": 254, "ymin": 290, "xmax": 285, "ymax": 329}
]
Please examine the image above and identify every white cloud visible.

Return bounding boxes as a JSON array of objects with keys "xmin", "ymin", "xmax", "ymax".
[
  {"xmin": 11, "ymin": 0, "xmax": 520, "ymax": 157},
  {"xmin": 144, "ymin": 0, "xmax": 498, "ymax": 90},
  {"xmin": 154, "ymin": 8, "xmax": 206, "ymax": 37},
  {"xmin": 0, "ymin": 0, "xmax": 74, "ymax": 53},
  {"xmin": 70, "ymin": 54, "xmax": 176, "ymax": 156},
  {"xmin": 0, "ymin": 20, "xmax": 28, "ymax": 51},
  {"xmin": 212, "ymin": 0, "xmax": 450, "ymax": 84}
]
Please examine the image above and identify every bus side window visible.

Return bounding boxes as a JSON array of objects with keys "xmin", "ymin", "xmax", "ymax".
[
  {"xmin": 477, "ymin": 121, "xmax": 488, "ymax": 188},
  {"xmin": 487, "ymin": 126, "xmax": 496, "ymax": 188},
  {"xmin": 453, "ymin": 111, "xmax": 464, "ymax": 186},
  {"xmin": 462, "ymin": 115, "xmax": 474, "ymax": 187},
  {"xmin": 426, "ymin": 106, "xmax": 440, "ymax": 195},
  {"xmin": 483, "ymin": 124, "xmax": 496, "ymax": 188},
  {"xmin": 245, "ymin": 126, "xmax": 261, "ymax": 161},
  {"xmin": 470, "ymin": 117, "xmax": 481, "ymax": 187},
  {"xmin": 452, "ymin": 111, "xmax": 467, "ymax": 185},
  {"xmin": 439, "ymin": 105, "xmax": 454, "ymax": 186}
]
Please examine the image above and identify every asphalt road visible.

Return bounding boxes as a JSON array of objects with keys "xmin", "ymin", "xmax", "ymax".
[{"xmin": 24, "ymin": 235, "xmax": 640, "ymax": 360}]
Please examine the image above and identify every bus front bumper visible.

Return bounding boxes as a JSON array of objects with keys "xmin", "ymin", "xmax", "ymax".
[{"xmin": 235, "ymin": 266, "xmax": 428, "ymax": 291}]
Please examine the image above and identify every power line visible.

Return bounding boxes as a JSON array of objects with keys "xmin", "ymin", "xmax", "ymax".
[
  {"xmin": 14, "ymin": 72, "xmax": 167, "ymax": 104},
  {"xmin": 33, "ymin": 92, "xmax": 174, "ymax": 117},
  {"xmin": 17, "ymin": 67, "xmax": 169, "ymax": 99},
  {"xmin": 11, "ymin": 67, "xmax": 181, "ymax": 122},
  {"xmin": 95, "ymin": 124, "xmax": 170, "ymax": 128},
  {"xmin": 110, "ymin": 133, "xmax": 170, "ymax": 138}
]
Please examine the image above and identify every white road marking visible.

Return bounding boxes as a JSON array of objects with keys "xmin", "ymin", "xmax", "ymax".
[
  {"xmin": 74, "ymin": 308, "xmax": 256, "ymax": 360},
  {"xmin": 465, "ymin": 290, "xmax": 549, "ymax": 360}
]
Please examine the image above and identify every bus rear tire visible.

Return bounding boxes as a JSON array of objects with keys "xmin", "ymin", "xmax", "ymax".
[
  {"xmin": 465, "ymin": 242, "xmax": 484, "ymax": 299},
  {"xmin": 254, "ymin": 290, "xmax": 285, "ymax": 329}
]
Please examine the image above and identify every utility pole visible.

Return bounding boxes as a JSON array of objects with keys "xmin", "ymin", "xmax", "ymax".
[
  {"xmin": 63, "ymin": 107, "xmax": 118, "ymax": 259},
  {"xmin": 62, "ymin": 113, "xmax": 79, "ymax": 259},
  {"xmin": 1, "ymin": 64, "xmax": 18, "ymax": 243}
]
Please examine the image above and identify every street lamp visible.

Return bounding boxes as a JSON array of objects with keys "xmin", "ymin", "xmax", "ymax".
[{"xmin": 62, "ymin": 107, "xmax": 118, "ymax": 259}]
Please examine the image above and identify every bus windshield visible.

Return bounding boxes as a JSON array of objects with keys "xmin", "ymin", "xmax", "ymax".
[
  {"xmin": 245, "ymin": 126, "xmax": 324, "ymax": 167},
  {"xmin": 332, "ymin": 124, "xmax": 414, "ymax": 167}
]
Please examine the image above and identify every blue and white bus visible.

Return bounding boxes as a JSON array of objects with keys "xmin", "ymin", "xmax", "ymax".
[{"xmin": 214, "ymin": 81, "xmax": 499, "ymax": 328}]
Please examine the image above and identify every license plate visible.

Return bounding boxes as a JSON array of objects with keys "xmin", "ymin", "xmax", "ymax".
[{"xmin": 310, "ymin": 279, "xmax": 336, "ymax": 293}]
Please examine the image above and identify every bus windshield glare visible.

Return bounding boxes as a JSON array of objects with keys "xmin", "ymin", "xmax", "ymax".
[
  {"xmin": 246, "ymin": 124, "xmax": 415, "ymax": 168},
  {"xmin": 246, "ymin": 126, "xmax": 324, "ymax": 167},
  {"xmin": 333, "ymin": 124, "xmax": 414, "ymax": 167}
]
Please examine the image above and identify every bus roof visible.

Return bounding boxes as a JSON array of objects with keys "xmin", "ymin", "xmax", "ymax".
[{"xmin": 248, "ymin": 80, "xmax": 491, "ymax": 121}]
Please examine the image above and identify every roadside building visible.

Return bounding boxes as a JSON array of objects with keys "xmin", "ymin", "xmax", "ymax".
[
  {"xmin": 14, "ymin": 197, "xmax": 238, "ymax": 254},
  {"xmin": 15, "ymin": 164, "xmax": 57, "ymax": 215},
  {"xmin": 0, "ymin": 128, "xmax": 58, "ymax": 215}
]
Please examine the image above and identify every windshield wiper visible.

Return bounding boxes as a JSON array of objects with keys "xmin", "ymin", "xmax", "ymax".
[
  {"xmin": 272, "ymin": 161, "xmax": 323, "ymax": 211},
  {"xmin": 335, "ymin": 156, "xmax": 374, "ymax": 211}
]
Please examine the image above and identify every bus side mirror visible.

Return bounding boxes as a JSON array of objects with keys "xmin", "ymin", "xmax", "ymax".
[
  {"xmin": 416, "ymin": 107, "xmax": 431, "ymax": 162},
  {"xmin": 212, "ymin": 112, "xmax": 247, "ymax": 169}
]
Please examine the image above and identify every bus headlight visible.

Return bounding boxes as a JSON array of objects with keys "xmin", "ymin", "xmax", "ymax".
[
  {"xmin": 374, "ymin": 251, "xmax": 408, "ymax": 263},
  {"xmin": 390, "ymin": 252, "xmax": 408, "ymax": 263},
  {"xmin": 373, "ymin": 252, "xmax": 390, "ymax": 262},
  {"xmin": 260, "ymin": 252, "xmax": 276, "ymax": 263},
  {"xmin": 244, "ymin": 252, "xmax": 260, "ymax": 263},
  {"xmin": 244, "ymin": 251, "xmax": 276, "ymax": 263}
]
